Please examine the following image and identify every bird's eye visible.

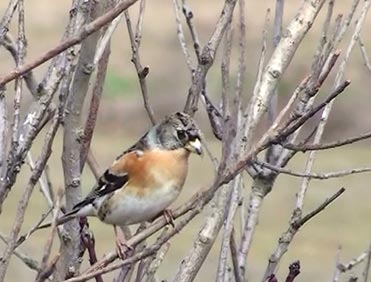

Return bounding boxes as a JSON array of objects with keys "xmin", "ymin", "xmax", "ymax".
[{"xmin": 177, "ymin": 129, "xmax": 187, "ymax": 140}]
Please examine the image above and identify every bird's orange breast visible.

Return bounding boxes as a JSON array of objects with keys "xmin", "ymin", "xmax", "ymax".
[{"xmin": 111, "ymin": 148, "xmax": 190, "ymax": 196}]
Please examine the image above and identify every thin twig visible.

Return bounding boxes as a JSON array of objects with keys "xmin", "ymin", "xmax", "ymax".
[
  {"xmin": 216, "ymin": 177, "xmax": 241, "ymax": 282},
  {"xmin": 0, "ymin": 0, "xmax": 19, "ymax": 44},
  {"xmin": 361, "ymin": 241, "xmax": 371, "ymax": 282},
  {"xmin": 332, "ymin": 246, "xmax": 342, "ymax": 282},
  {"xmin": 280, "ymin": 130, "xmax": 371, "ymax": 152},
  {"xmin": 87, "ymin": 149, "xmax": 101, "ymax": 180},
  {"xmin": 263, "ymin": 188, "xmax": 345, "ymax": 280},
  {"xmin": 268, "ymin": 0, "xmax": 284, "ymax": 124},
  {"xmin": 1, "ymin": 34, "xmax": 38, "ymax": 96},
  {"xmin": 0, "ymin": 88, "xmax": 7, "ymax": 190},
  {"xmin": 0, "ymin": 112, "xmax": 60, "ymax": 282},
  {"xmin": 80, "ymin": 41, "xmax": 111, "ymax": 170},
  {"xmin": 36, "ymin": 187, "xmax": 63, "ymax": 282},
  {"xmin": 14, "ymin": 206, "xmax": 53, "ymax": 249},
  {"xmin": 144, "ymin": 242, "xmax": 171, "ymax": 282},
  {"xmin": 65, "ymin": 210, "xmax": 197, "ymax": 282},
  {"xmin": 255, "ymin": 160, "xmax": 371, "ymax": 180},
  {"xmin": 9, "ymin": 0, "xmax": 26, "ymax": 189},
  {"xmin": 338, "ymin": 251, "xmax": 369, "ymax": 273},
  {"xmin": 358, "ymin": 37, "xmax": 371, "ymax": 74},
  {"xmin": 124, "ymin": 8, "xmax": 156, "ymax": 125},
  {"xmin": 0, "ymin": 0, "xmax": 141, "ymax": 86},
  {"xmin": 181, "ymin": 0, "xmax": 201, "ymax": 61},
  {"xmin": 0, "ymin": 232, "xmax": 40, "ymax": 272},
  {"xmin": 220, "ymin": 23, "xmax": 232, "ymax": 118},
  {"xmin": 183, "ymin": 0, "xmax": 238, "ymax": 114},
  {"xmin": 172, "ymin": 0, "xmax": 194, "ymax": 72},
  {"xmin": 285, "ymin": 261, "xmax": 300, "ymax": 282},
  {"xmin": 293, "ymin": 188, "xmax": 345, "ymax": 229}
]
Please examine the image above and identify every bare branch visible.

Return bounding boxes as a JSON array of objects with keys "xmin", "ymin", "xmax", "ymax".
[
  {"xmin": 338, "ymin": 251, "xmax": 369, "ymax": 273},
  {"xmin": 216, "ymin": 177, "xmax": 241, "ymax": 282},
  {"xmin": 268, "ymin": 0, "xmax": 284, "ymax": 124},
  {"xmin": 0, "ymin": 111, "xmax": 60, "ymax": 282},
  {"xmin": 332, "ymin": 246, "xmax": 342, "ymax": 282},
  {"xmin": 358, "ymin": 37, "xmax": 371, "ymax": 74},
  {"xmin": 361, "ymin": 241, "xmax": 371, "ymax": 282},
  {"xmin": 181, "ymin": 0, "xmax": 201, "ymax": 61},
  {"xmin": 80, "ymin": 41, "xmax": 111, "ymax": 170},
  {"xmin": 333, "ymin": 0, "xmax": 361, "ymax": 47},
  {"xmin": 234, "ymin": 0, "xmax": 246, "ymax": 104},
  {"xmin": 1, "ymin": 34, "xmax": 38, "ymax": 96},
  {"xmin": 0, "ymin": 0, "xmax": 141, "ymax": 86},
  {"xmin": 220, "ymin": 23, "xmax": 232, "ymax": 118},
  {"xmin": 184, "ymin": 0, "xmax": 238, "ymax": 114},
  {"xmin": 79, "ymin": 218, "xmax": 103, "ymax": 282},
  {"xmin": 124, "ymin": 7, "xmax": 156, "ymax": 125},
  {"xmin": 263, "ymin": 188, "xmax": 345, "ymax": 280},
  {"xmin": 285, "ymin": 261, "xmax": 301, "ymax": 282},
  {"xmin": 230, "ymin": 228, "xmax": 242, "ymax": 282},
  {"xmin": 255, "ymin": 160, "xmax": 371, "ymax": 180},
  {"xmin": 244, "ymin": 0, "xmax": 326, "ymax": 147},
  {"xmin": 172, "ymin": 0, "xmax": 194, "ymax": 72},
  {"xmin": 14, "ymin": 206, "xmax": 53, "ymax": 249},
  {"xmin": 171, "ymin": 182, "xmax": 232, "ymax": 282},
  {"xmin": 9, "ymin": 0, "xmax": 26, "ymax": 193},
  {"xmin": 144, "ymin": 242, "xmax": 171, "ymax": 282},
  {"xmin": 36, "ymin": 188, "xmax": 63, "ymax": 282},
  {"xmin": 56, "ymin": 1, "xmax": 103, "ymax": 279},
  {"xmin": 251, "ymin": 8, "xmax": 270, "ymax": 126},
  {"xmin": 0, "ymin": 231, "xmax": 40, "ymax": 272},
  {"xmin": 87, "ymin": 149, "xmax": 101, "ymax": 180},
  {"xmin": 0, "ymin": 0, "xmax": 19, "ymax": 44},
  {"xmin": 280, "ymin": 130, "xmax": 371, "ymax": 152},
  {"xmin": 0, "ymin": 88, "xmax": 7, "ymax": 186},
  {"xmin": 293, "ymin": 187, "xmax": 345, "ymax": 229}
]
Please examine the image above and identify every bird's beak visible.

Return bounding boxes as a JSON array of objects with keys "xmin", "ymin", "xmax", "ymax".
[{"xmin": 186, "ymin": 138, "xmax": 203, "ymax": 156}]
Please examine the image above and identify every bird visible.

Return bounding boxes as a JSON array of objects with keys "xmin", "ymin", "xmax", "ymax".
[{"xmin": 39, "ymin": 112, "xmax": 203, "ymax": 258}]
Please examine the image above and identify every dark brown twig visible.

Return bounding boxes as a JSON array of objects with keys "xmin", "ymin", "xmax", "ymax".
[
  {"xmin": 79, "ymin": 218, "xmax": 102, "ymax": 282},
  {"xmin": 285, "ymin": 261, "xmax": 300, "ymax": 282},
  {"xmin": 80, "ymin": 42, "xmax": 111, "ymax": 170}
]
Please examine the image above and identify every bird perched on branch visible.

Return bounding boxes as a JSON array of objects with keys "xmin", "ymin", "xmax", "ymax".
[{"xmin": 40, "ymin": 112, "xmax": 203, "ymax": 258}]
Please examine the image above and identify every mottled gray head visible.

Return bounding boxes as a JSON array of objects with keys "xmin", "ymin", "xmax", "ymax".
[{"xmin": 153, "ymin": 112, "xmax": 202, "ymax": 155}]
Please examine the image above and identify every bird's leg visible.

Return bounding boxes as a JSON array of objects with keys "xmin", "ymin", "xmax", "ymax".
[
  {"xmin": 162, "ymin": 209, "xmax": 175, "ymax": 227},
  {"xmin": 113, "ymin": 225, "xmax": 133, "ymax": 259}
]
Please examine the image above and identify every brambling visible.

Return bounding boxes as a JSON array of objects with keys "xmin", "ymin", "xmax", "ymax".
[{"xmin": 41, "ymin": 112, "xmax": 202, "ymax": 257}]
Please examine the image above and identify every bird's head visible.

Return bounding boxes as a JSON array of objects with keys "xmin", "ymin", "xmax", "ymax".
[{"xmin": 153, "ymin": 112, "xmax": 203, "ymax": 156}]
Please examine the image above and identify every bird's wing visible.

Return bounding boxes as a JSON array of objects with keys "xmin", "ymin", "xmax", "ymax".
[{"xmin": 72, "ymin": 150, "xmax": 142, "ymax": 211}]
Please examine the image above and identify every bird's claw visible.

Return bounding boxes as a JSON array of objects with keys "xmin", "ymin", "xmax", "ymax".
[
  {"xmin": 115, "ymin": 238, "xmax": 133, "ymax": 260},
  {"xmin": 163, "ymin": 209, "xmax": 175, "ymax": 227}
]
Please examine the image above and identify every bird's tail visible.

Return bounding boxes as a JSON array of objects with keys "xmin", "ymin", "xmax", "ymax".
[{"xmin": 37, "ymin": 209, "xmax": 80, "ymax": 230}]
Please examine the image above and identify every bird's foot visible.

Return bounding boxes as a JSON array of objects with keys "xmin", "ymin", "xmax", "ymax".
[
  {"xmin": 162, "ymin": 209, "xmax": 175, "ymax": 227},
  {"xmin": 114, "ymin": 225, "xmax": 133, "ymax": 259},
  {"xmin": 115, "ymin": 237, "xmax": 133, "ymax": 260}
]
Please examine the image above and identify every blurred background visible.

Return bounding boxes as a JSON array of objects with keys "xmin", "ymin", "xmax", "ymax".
[{"xmin": 1, "ymin": 0, "xmax": 371, "ymax": 281}]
